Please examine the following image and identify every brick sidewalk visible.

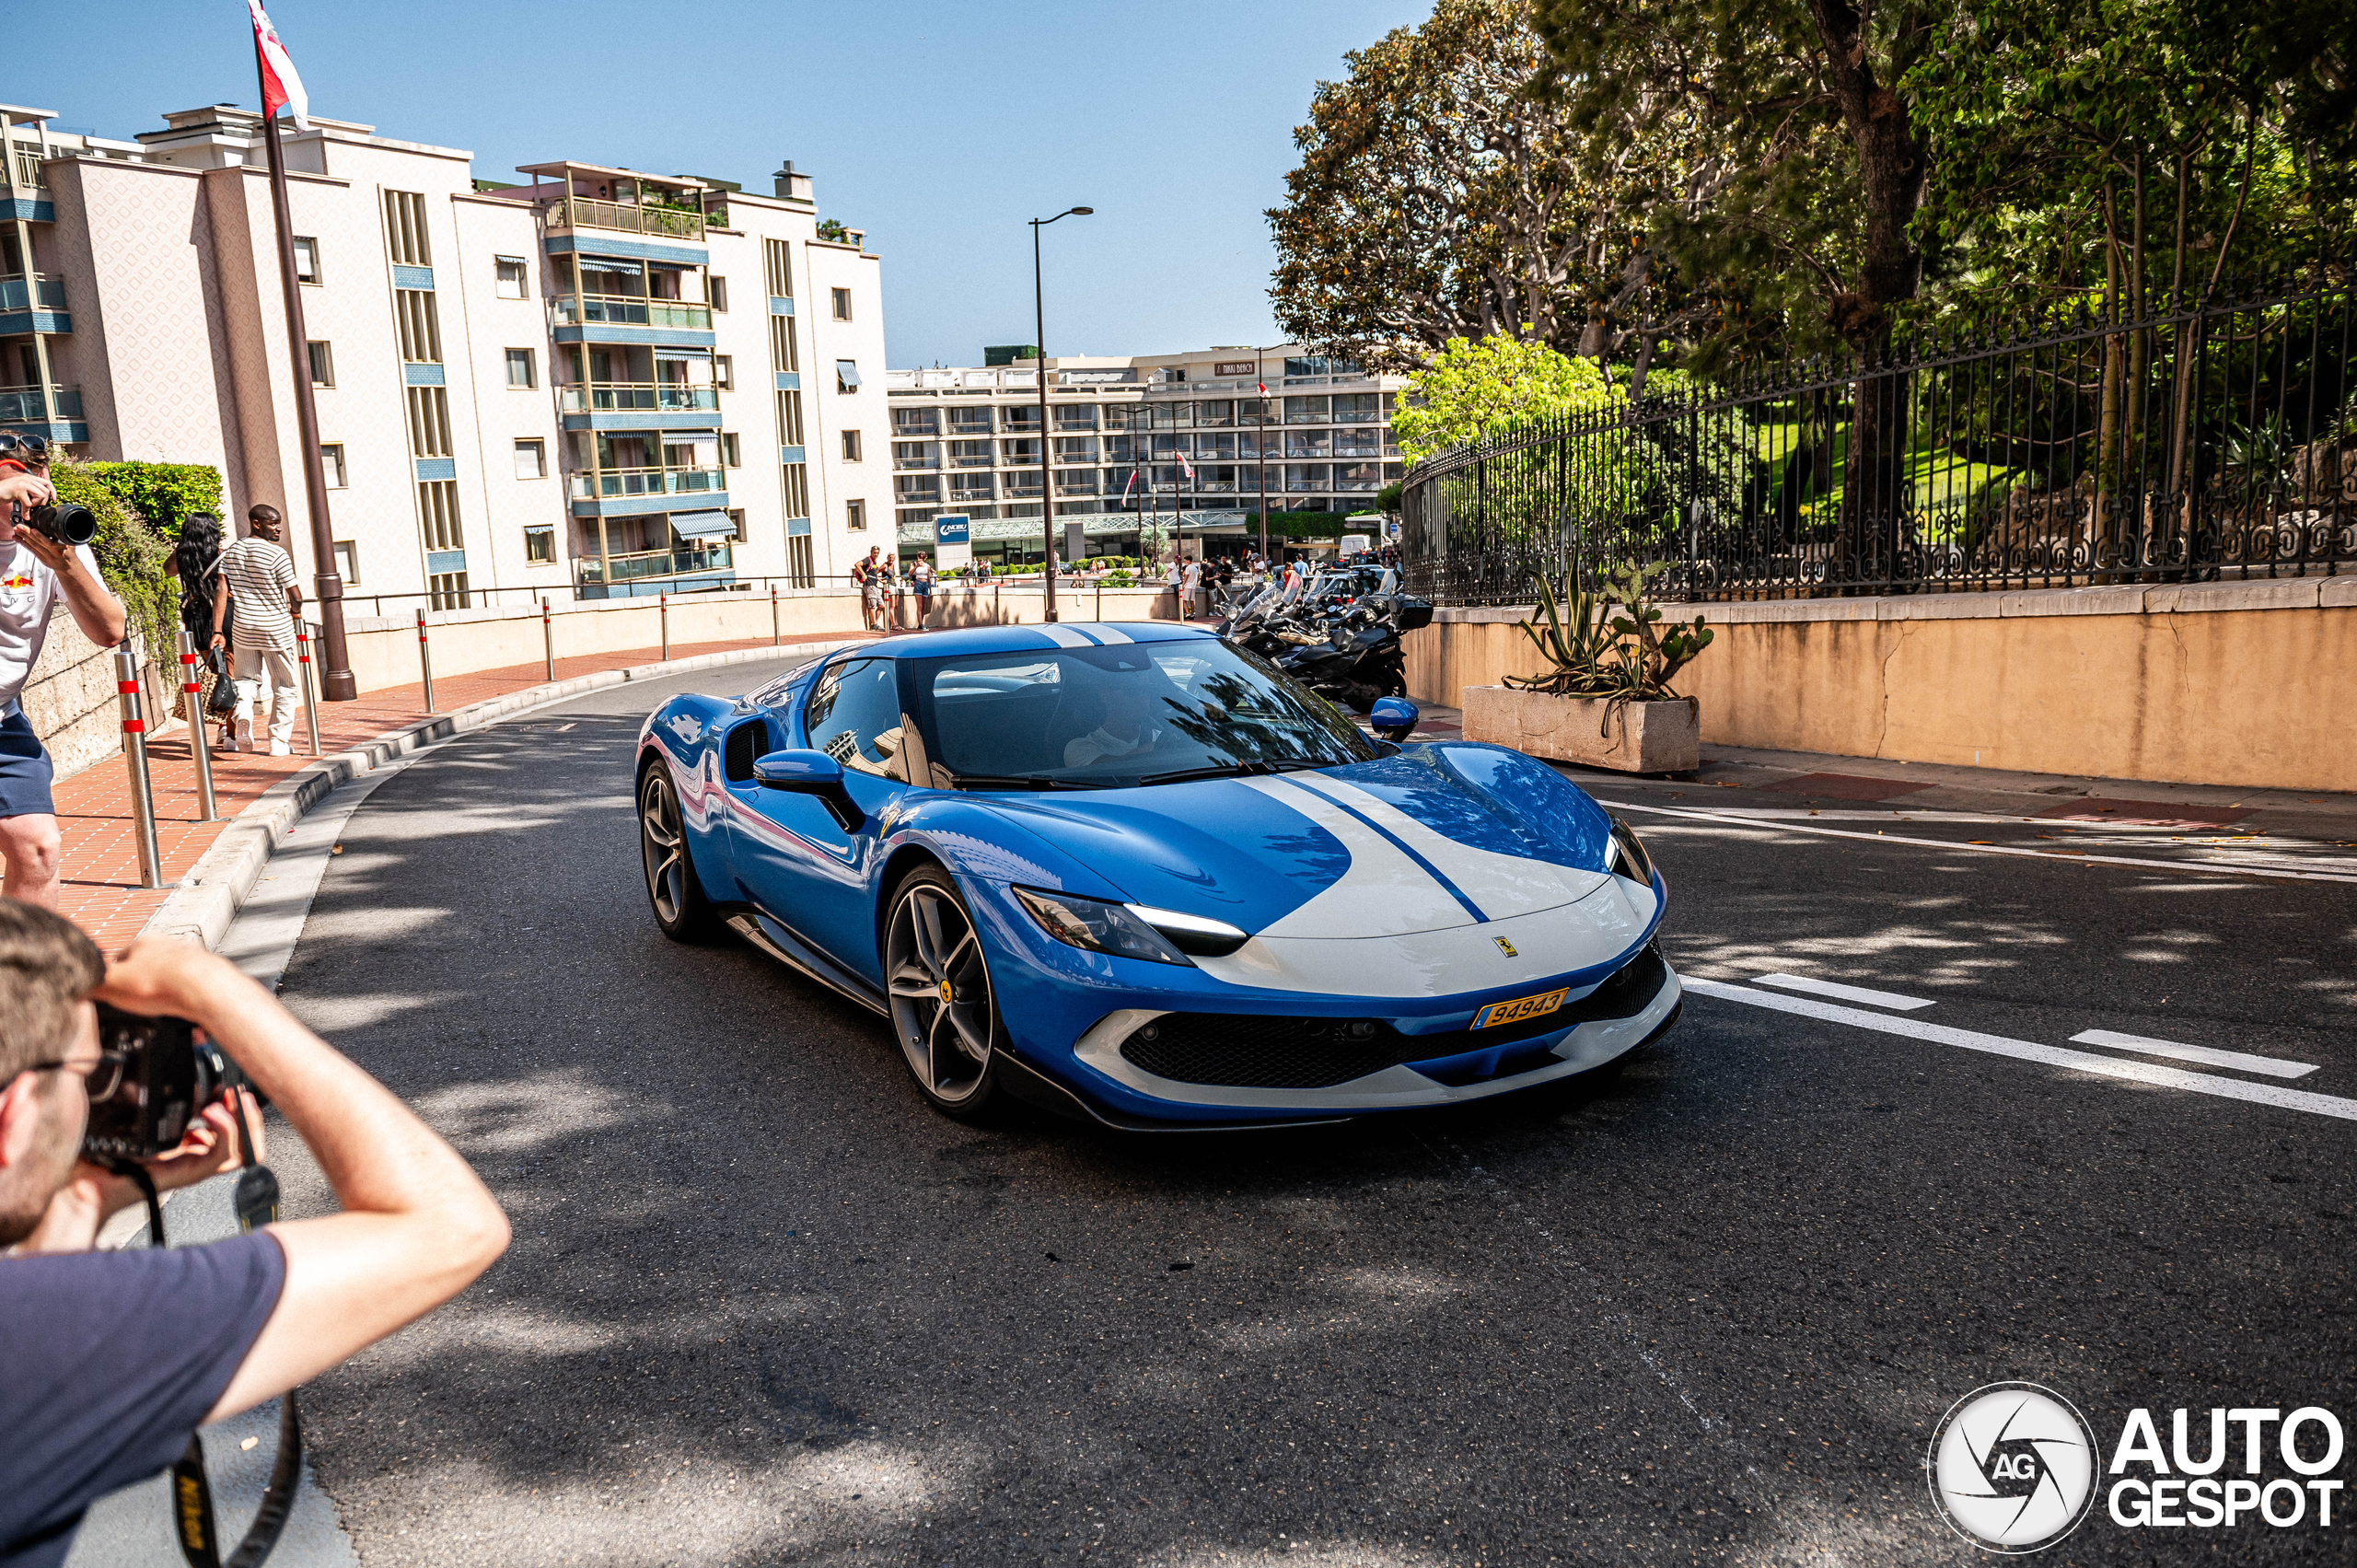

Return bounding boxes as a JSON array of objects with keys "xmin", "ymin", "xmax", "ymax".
[{"xmin": 54, "ymin": 631, "xmax": 869, "ymax": 948}]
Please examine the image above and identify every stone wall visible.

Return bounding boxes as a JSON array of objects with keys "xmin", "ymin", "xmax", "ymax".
[{"xmin": 1405, "ymin": 577, "xmax": 2357, "ymax": 793}]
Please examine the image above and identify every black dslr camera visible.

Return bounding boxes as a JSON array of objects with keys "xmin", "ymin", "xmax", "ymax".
[
  {"xmin": 83, "ymin": 1004, "xmax": 244, "ymax": 1162},
  {"xmin": 0, "ymin": 431, "xmax": 95, "ymax": 545}
]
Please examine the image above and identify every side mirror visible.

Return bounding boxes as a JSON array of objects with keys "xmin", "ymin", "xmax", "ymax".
[
  {"xmin": 752, "ymin": 749, "xmax": 865, "ymax": 831},
  {"xmin": 1370, "ymin": 697, "xmax": 1419, "ymax": 742}
]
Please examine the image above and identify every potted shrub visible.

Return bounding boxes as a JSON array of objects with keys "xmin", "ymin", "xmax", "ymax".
[{"xmin": 1461, "ymin": 562, "xmax": 1713, "ymax": 773}]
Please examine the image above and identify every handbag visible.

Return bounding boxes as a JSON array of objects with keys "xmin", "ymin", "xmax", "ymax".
[{"xmin": 204, "ymin": 645, "xmax": 238, "ymax": 718}]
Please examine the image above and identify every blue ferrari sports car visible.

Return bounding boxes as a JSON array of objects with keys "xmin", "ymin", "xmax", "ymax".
[{"xmin": 634, "ymin": 621, "xmax": 1680, "ymax": 1128}]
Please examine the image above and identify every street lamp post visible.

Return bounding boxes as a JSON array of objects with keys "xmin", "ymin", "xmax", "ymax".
[
  {"xmin": 1029, "ymin": 205, "xmax": 1092, "ymax": 621},
  {"xmin": 1254, "ymin": 342, "xmax": 1285, "ymax": 568}
]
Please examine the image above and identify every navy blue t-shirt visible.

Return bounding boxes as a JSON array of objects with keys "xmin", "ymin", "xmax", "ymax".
[{"xmin": 0, "ymin": 1230, "xmax": 286, "ymax": 1567}]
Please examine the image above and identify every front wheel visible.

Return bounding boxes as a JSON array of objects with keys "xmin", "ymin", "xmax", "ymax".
[
  {"xmin": 639, "ymin": 763, "xmax": 721, "ymax": 943},
  {"xmin": 883, "ymin": 867, "xmax": 1007, "ymax": 1120}
]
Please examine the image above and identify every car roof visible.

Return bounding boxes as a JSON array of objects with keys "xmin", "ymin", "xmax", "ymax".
[{"xmin": 860, "ymin": 621, "xmax": 1217, "ymax": 659}]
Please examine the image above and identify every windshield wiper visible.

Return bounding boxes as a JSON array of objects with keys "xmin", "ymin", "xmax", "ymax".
[
  {"xmin": 1135, "ymin": 757, "xmax": 1341, "ymax": 787},
  {"xmin": 953, "ymin": 773, "xmax": 1105, "ymax": 792}
]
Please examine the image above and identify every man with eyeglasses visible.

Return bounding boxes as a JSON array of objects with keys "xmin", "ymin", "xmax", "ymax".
[
  {"xmin": 0, "ymin": 901, "xmax": 509, "ymax": 1566},
  {"xmin": 0, "ymin": 433, "xmax": 126, "ymax": 908}
]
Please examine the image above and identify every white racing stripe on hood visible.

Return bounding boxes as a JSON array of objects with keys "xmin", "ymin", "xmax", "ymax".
[
  {"xmin": 1239, "ymin": 776, "xmax": 1475, "ymax": 937},
  {"xmin": 1289, "ymin": 772, "xmax": 1607, "ymax": 920},
  {"xmin": 1084, "ymin": 623, "xmax": 1133, "ymax": 644},
  {"xmin": 1037, "ymin": 624, "xmax": 1096, "ymax": 648}
]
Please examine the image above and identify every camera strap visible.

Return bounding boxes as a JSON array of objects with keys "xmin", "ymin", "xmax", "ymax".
[{"xmin": 119, "ymin": 1121, "xmax": 304, "ymax": 1568}]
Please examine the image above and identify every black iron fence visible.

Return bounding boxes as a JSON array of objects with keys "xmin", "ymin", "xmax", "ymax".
[{"xmin": 1400, "ymin": 267, "xmax": 2355, "ymax": 603}]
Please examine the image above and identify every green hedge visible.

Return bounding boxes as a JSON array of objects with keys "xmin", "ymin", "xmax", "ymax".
[
  {"xmin": 83, "ymin": 461, "xmax": 223, "ymax": 540},
  {"xmin": 54, "ymin": 459, "xmax": 180, "ymax": 664}
]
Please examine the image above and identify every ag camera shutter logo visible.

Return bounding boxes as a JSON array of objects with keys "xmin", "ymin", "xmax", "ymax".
[{"xmin": 1928, "ymin": 1383, "xmax": 2099, "ymax": 1552}]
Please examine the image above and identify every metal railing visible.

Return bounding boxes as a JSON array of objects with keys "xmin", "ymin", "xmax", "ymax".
[
  {"xmin": 567, "ymin": 465, "xmax": 727, "ymax": 500},
  {"xmin": 8, "ymin": 146, "xmax": 44, "ymax": 191},
  {"xmin": 551, "ymin": 293, "xmax": 713, "ymax": 331},
  {"xmin": 579, "ymin": 542, "xmax": 735, "ymax": 587},
  {"xmin": 0, "ymin": 384, "xmax": 79, "ymax": 420},
  {"xmin": 1401, "ymin": 266, "xmax": 2357, "ymax": 603},
  {"xmin": 0, "ymin": 274, "xmax": 67, "ymax": 311},
  {"xmin": 557, "ymin": 382, "xmax": 719, "ymax": 412},
  {"xmin": 543, "ymin": 195, "xmax": 704, "ymax": 241}
]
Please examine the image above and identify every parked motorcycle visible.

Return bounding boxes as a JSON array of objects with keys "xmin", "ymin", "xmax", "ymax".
[{"xmin": 1217, "ymin": 570, "xmax": 1434, "ymax": 713}]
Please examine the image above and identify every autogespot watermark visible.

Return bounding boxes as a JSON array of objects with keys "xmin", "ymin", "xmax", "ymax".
[{"xmin": 1928, "ymin": 1385, "xmax": 2347, "ymax": 1551}]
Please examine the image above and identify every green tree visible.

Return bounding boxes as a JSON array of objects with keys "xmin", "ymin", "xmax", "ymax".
[{"xmin": 1390, "ymin": 334, "xmax": 1627, "ymax": 461}]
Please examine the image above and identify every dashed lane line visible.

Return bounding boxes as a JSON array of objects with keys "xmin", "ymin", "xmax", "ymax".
[
  {"xmin": 1748, "ymin": 971, "xmax": 1936, "ymax": 1010},
  {"xmin": 1597, "ymin": 800, "xmax": 2357, "ymax": 884},
  {"xmin": 1685, "ymin": 978, "xmax": 2357, "ymax": 1123},
  {"xmin": 2070, "ymin": 1028, "xmax": 2321, "ymax": 1081}
]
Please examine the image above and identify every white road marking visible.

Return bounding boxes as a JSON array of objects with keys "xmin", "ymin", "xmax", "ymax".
[
  {"xmin": 1748, "ymin": 971, "xmax": 1937, "ymax": 1010},
  {"xmin": 1685, "ymin": 977, "xmax": 2357, "ymax": 1122},
  {"xmin": 1600, "ymin": 800, "xmax": 2357, "ymax": 884},
  {"xmin": 2070, "ymin": 1028, "xmax": 2321, "ymax": 1081}
]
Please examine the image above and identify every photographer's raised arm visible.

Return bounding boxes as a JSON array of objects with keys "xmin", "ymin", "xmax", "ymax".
[{"xmin": 92, "ymin": 939, "xmax": 510, "ymax": 1423}]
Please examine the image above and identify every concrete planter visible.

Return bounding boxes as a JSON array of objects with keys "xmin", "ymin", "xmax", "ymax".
[{"xmin": 1461, "ymin": 685, "xmax": 1700, "ymax": 773}]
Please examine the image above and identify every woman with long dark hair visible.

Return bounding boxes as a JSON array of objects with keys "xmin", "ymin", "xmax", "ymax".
[{"xmin": 173, "ymin": 513, "xmax": 232, "ymax": 752}]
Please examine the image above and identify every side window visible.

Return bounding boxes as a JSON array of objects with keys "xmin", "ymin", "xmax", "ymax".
[{"xmin": 803, "ymin": 658, "xmax": 908, "ymax": 782}]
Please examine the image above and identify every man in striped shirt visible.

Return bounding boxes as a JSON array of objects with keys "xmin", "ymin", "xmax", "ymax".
[{"xmin": 208, "ymin": 504, "xmax": 303, "ymax": 755}]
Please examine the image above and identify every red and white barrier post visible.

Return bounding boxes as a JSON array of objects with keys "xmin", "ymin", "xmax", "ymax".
[
  {"xmin": 295, "ymin": 618, "xmax": 321, "ymax": 756},
  {"xmin": 659, "ymin": 592, "xmax": 669, "ymax": 661},
  {"xmin": 541, "ymin": 596, "xmax": 555, "ymax": 681},
  {"xmin": 770, "ymin": 583, "xmax": 780, "ymax": 646},
  {"xmin": 114, "ymin": 643, "xmax": 166, "ymax": 889},
  {"xmin": 415, "ymin": 609, "xmax": 435, "ymax": 713},
  {"xmin": 175, "ymin": 629, "xmax": 217, "ymax": 822}
]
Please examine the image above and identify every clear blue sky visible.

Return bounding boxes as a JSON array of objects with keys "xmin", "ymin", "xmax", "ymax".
[{"xmin": 18, "ymin": 0, "xmax": 1431, "ymax": 367}]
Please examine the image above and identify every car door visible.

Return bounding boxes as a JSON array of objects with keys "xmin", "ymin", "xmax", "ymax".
[{"xmin": 726, "ymin": 656, "xmax": 911, "ymax": 986}]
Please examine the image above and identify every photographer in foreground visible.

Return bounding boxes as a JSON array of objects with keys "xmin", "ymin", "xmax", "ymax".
[
  {"xmin": 0, "ymin": 903, "xmax": 510, "ymax": 1565},
  {"xmin": 0, "ymin": 446, "xmax": 126, "ymax": 909}
]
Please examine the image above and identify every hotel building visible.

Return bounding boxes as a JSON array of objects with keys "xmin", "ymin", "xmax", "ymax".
[
  {"xmin": 883, "ymin": 347, "xmax": 1409, "ymax": 564},
  {"xmin": 0, "ymin": 102, "xmax": 886, "ymax": 605}
]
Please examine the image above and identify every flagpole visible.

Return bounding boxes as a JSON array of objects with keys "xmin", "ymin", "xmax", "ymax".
[{"xmin": 253, "ymin": 43, "xmax": 356, "ymax": 700}]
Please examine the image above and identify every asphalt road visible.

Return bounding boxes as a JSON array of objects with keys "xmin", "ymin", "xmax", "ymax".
[{"xmin": 230, "ymin": 658, "xmax": 2354, "ymax": 1565}]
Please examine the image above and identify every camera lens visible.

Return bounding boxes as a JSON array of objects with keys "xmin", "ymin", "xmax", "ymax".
[{"xmin": 30, "ymin": 504, "xmax": 98, "ymax": 547}]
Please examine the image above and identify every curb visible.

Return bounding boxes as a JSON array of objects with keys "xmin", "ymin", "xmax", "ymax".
[{"xmin": 139, "ymin": 639, "xmax": 853, "ymax": 951}]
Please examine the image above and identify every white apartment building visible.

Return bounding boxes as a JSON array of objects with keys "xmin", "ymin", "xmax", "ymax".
[
  {"xmin": 882, "ymin": 346, "xmax": 1408, "ymax": 565},
  {"xmin": 0, "ymin": 102, "xmax": 888, "ymax": 605}
]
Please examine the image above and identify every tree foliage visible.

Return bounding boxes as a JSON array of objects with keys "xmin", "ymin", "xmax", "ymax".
[
  {"xmin": 81, "ymin": 460, "xmax": 224, "ymax": 540},
  {"xmin": 53, "ymin": 459, "xmax": 179, "ymax": 664},
  {"xmin": 1389, "ymin": 335, "xmax": 1628, "ymax": 460}
]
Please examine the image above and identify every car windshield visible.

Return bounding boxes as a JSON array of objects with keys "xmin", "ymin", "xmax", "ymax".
[{"xmin": 908, "ymin": 637, "xmax": 1380, "ymax": 790}]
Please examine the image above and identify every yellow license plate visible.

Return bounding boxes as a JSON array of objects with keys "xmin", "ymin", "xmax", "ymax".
[{"xmin": 1470, "ymin": 987, "xmax": 1570, "ymax": 1029}]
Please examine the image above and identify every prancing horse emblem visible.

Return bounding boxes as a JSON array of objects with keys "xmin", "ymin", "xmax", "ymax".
[{"xmin": 1493, "ymin": 936, "xmax": 1517, "ymax": 958}]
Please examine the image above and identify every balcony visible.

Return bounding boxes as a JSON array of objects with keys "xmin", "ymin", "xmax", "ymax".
[
  {"xmin": 543, "ymin": 196, "xmax": 704, "ymax": 243},
  {"xmin": 0, "ymin": 274, "xmax": 66, "ymax": 310},
  {"xmin": 552, "ymin": 293, "xmax": 712, "ymax": 331},
  {"xmin": 568, "ymin": 465, "xmax": 727, "ymax": 501},
  {"xmin": 9, "ymin": 147, "xmax": 43, "ymax": 191},
  {"xmin": 0, "ymin": 384, "xmax": 81, "ymax": 421},
  {"xmin": 576, "ymin": 541, "xmax": 734, "ymax": 598},
  {"xmin": 557, "ymin": 382, "xmax": 719, "ymax": 412}
]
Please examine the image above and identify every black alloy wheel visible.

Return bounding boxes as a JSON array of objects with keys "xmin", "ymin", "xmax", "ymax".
[
  {"xmin": 639, "ymin": 763, "xmax": 719, "ymax": 942},
  {"xmin": 883, "ymin": 866, "xmax": 1005, "ymax": 1119}
]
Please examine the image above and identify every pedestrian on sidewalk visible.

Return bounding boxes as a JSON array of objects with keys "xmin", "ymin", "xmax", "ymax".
[
  {"xmin": 171, "ymin": 514, "xmax": 231, "ymax": 752},
  {"xmin": 209, "ymin": 504, "xmax": 303, "ymax": 757},
  {"xmin": 911, "ymin": 554, "xmax": 935, "ymax": 628},
  {"xmin": 882, "ymin": 554, "xmax": 901, "ymax": 632},
  {"xmin": 1181, "ymin": 554, "xmax": 1202, "ymax": 620},
  {"xmin": 0, "ymin": 459, "xmax": 126, "ymax": 910}
]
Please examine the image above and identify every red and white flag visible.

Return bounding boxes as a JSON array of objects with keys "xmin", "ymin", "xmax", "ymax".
[
  {"xmin": 250, "ymin": 1, "xmax": 311, "ymax": 130},
  {"xmin": 1121, "ymin": 467, "xmax": 1139, "ymax": 503},
  {"xmin": 1173, "ymin": 444, "xmax": 1194, "ymax": 481}
]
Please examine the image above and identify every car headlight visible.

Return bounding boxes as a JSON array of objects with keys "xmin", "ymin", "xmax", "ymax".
[
  {"xmin": 1608, "ymin": 817, "xmax": 1656, "ymax": 889},
  {"xmin": 1014, "ymin": 887, "xmax": 1199, "ymax": 966}
]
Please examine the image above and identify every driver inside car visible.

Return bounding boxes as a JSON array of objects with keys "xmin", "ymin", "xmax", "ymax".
[{"xmin": 1062, "ymin": 679, "xmax": 1171, "ymax": 769}]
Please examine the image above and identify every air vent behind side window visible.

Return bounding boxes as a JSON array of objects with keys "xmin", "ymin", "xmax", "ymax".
[{"xmin": 723, "ymin": 717, "xmax": 772, "ymax": 783}]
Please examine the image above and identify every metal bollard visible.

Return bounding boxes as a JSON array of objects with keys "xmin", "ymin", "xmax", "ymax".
[
  {"xmin": 770, "ymin": 584, "xmax": 780, "ymax": 645},
  {"xmin": 295, "ymin": 618, "xmax": 321, "ymax": 756},
  {"xmin": 541, "ymin": 596, "xmax": 555, "ymax": 681},
  {"xmin": 175, "ymin": 630, "xmax": 217, "ymax": 823},
  {"xmin": 659, "ymin": 592, "xmax": 669, "ymax": 661},
  {"xmin": 114, "ymin": 645, "xmax": 167, "ymax": 889},
  {"xmin": 415, "ymin": 609, "xmax": 435, "ymax": 713}
]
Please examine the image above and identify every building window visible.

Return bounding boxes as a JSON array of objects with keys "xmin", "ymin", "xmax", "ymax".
[
  {"xmin": 835, "ymin": 359, "xmax": 861, "ymax": 393},
  {"xmin": 383, "ymin": 190, "xmax": 432, "ymax": 267},
  {"xmin": 406, "ymin": 387, "xmax": 454, "ymax": 458},
  {"xmin": 727, "ymin": 507, "xmax": 748, "ymax": 541},
  {"xmin": 891, "ymin": 408, "xmax": 938, "ymax": 437},
  {"xmin": 776, "ymin": 389, "xmax": 806, "ymax": 446},
  {"xmin": 722, "ymin": 433, "xmax": 741, "ymax": 468},
  {"xmin": 292, "ymin": 237, "xmax": 321, "ymax": 285},
  {"xmin": 763, "ymin": 238, "xmax": 793, "ymax": 299},
  {"xmin": 842, "ymin": 429, "xmax": 862, "ymax": 461},
  {"xmin": 782, "ymin": 462, "xmax": 810, "ymax": 520},
  {"xmin": 331, "ymin": 540, "xmax": 359, "ymax": 585},
  {"xmin": 845, "ymin": 498, "xmax": 866, "ymax": 531},
  {"xmin": 714, "ymin": 354, "xmax": 734, "ymax": 389},
  {"xmin": 319, "ymin": 444, "xmax": 346, "ymax": 488},
  {"xmin": 768, "ymin": 315, "xmax": 798, "ymax": 373},
  {"xmin": 393, "ymin": 290, "xmax": 443, "ymax": 365},
  {"xmin": 307, "ymin": 342, "xmax": 333, "ymax": 387},
  {"xmin": 830, "ymin": 287, "xmax": 852, "ymax": 321},
  {"xmin": 709, "ymin": 275, "xmax": 728, "ymax": 312},
  {"xmin": 495, "ymin": 256, "xmax": 528, "ymax": 298},
  {"xmin": 505, "ymin": 348, "xmax": 536, "ymax": 389},
  {"xmin": 523, "ymin": 527, "xmax": 555, "ymax": 563},
  {"xmin": 513, "ymin": 439, "xmax": 546, "ymax": 480},
  {"xmin": 785, "ymin": 531, "xmax": 815, "ymax": 588}
]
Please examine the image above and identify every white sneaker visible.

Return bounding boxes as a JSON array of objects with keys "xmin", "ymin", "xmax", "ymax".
[
  {"xmin": 219, "ymin": 732, "xmax": 238, "ymax": 753},
  {"xmin": 270, "ymin": 740, "xmax": 292, "ymax": 757}
]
